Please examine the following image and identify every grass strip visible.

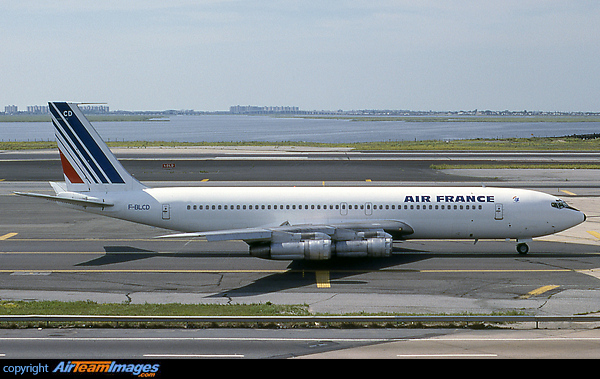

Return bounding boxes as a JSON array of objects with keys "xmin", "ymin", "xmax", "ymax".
[
  {"xmin": 0, "ymin": 300, "xmax": 309, "ymax": 317},
  {"xmin": 2, "ymin": 136, "xmax": 600, "ymax": 151},
  {"xmin": 431, "ymin": 163, "xmax": 600, "ymax": 170},
  {"xmin": 0, "ymin": 300, "xmax": 525, "ymax": 329}
]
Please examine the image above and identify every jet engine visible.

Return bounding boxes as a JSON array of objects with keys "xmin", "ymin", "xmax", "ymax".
[
  {"xmin": 334, "ymin": 237, "xmax": 392, "ymax": 258},
  {"xmin": 248, "ymin": 231, "xmax": 393, "ymax": 260},
  {"xmin": 249, "ymin": 239, "xmax": 332, "ymax": 260}
]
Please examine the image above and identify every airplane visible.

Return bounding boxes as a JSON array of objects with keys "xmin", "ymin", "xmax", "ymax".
[{"xmin": 16, "ymin": 102, "xmax": 586, "ymax": 260}]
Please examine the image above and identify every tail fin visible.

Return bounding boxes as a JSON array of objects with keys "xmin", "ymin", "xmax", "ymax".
[{"xmin": 49, "ymin": 102, "xmax": 145, "ymax": 192}]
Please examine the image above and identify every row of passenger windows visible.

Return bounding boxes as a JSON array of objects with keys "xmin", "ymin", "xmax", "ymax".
[{"xmin": 186, "ymin": 203, "xmax": 484, "ymax": 211}]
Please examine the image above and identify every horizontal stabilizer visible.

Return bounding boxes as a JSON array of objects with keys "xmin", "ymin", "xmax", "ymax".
[{"xmin": 15, "ymin": 191, "xmax": 113, "ymax": 208}]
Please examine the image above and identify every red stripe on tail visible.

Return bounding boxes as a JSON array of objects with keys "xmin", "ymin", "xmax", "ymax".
[{"xmin": 59, "ymin": 150, "xmax": 84, "ymax": 184}]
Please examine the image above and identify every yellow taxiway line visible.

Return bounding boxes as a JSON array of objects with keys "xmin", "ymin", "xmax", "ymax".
[
  {"xmin": 315, "ymin": 271, "xmax": 331, "ymax": 288},
  {"xmin": 560, "ymin": 190, "xmax": 577, "ymax": 196},
  {"xmin": 587, "ymin": 231, "xmax": 600, "ymax": 240},
  {"xmin": 519, "ymin": 285, "xmax": 560, "ymax": 299},
  {"xmin": 0, "ymin": 233, "xmax": 18, "ymax": 240},
  {"xmin": 1, "ymin": 269, "xmax": 290, "ymax": 274}
]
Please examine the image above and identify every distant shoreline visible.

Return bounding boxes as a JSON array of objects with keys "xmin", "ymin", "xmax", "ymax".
[
  {"xmin": 2, "ymin": 113, "xmax": 600, "ymax": 123},
  {"xmin": 2, "ymin": 135, "xmax": 600, "ymax": 151},
  {"xmin": 285, "ymin": 115, "xmax": 600, "ymax": 123},
  {"xmin": 0, "ymin": 114, "xmax": 167, "ymax": 122}
]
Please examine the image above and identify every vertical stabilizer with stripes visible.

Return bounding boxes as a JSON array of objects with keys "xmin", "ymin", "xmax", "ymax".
[{"xmin": 49, "ymin": 102, "xmax": 146, "ymax": 192}]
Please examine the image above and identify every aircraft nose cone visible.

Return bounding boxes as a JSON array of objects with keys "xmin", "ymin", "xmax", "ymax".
[{"xmin": 574, "ymin": 211, "xmax": 586, "ymax": 226}]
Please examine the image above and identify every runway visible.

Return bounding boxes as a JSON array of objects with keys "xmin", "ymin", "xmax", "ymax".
[
  {"xmin": 4, "ymin": 147, "xmax": 600, "ymax": 182},
  {"xmin": 2, "ymin": 147, "xmax": 600, "ymax": 358}
]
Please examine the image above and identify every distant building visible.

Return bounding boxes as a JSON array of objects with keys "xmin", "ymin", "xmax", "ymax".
[
  {"xmin": 230, "ymin": 105, "xmax": 300, "ymax": 114},
  {"xmin": 4, "ymin": 105, "xmax": 18, "ymax": 114},
  {"xmin": 79, "ymin": 105, "xmax": 110, "ymax": 114},
  {"xmin": 26, "ymin": 105, "xmax": 49, "ymax": 114}
]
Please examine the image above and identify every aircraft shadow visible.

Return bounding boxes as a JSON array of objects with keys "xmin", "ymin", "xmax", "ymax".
[
  {"xmin": 77, "ymin": 244, "xmax": 432, "ymax": 266},
  {"xmin": 75, "ymin": 242, "xmax": 599, "ymax": 296},
  {"xmin": 75, "ymin": 246, "xmax": 249, "ymax": 266},
  {"xmin": 209, "ymin": 246, "xmax": 429, "ymax": 298}
]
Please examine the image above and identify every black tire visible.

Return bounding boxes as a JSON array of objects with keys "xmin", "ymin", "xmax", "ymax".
[{"xmin": 516, "ymin": 243, "xmax": 529, "ymax": 255}]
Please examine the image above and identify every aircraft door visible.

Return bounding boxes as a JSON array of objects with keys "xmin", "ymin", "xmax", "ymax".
[
  {"xmin": 162, "ymin": 204, "xmax": 171, "ymax": 220},
  {"xmin": 365, "ymin": 202, "xmax": 373, "ymax": 216},
  {"xmin": 494, "ymin": 203, "xmax": 503, "ymax": 220},
  {"xmin": 340, "ymin": 202, "xmax": 348, "ymax": 216}
]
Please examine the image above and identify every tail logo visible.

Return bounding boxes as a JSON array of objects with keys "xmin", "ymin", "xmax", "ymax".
[
  {"xmin": 59, "ymin": 150, "xmax": 84, "ymax": 184},
  {"xmin": 50, "ymin": 102, "xmax": 125, "ymax": 185}
]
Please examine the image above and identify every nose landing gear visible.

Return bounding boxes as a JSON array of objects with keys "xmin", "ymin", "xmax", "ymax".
[{"xmin": 516, "ymin": 243, "xmax": 529, "ymax": 255}]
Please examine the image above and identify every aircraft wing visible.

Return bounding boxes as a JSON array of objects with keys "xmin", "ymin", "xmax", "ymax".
[
  {"xmin": 156, "ymin": 219, "xmax": 414, "ymax": 242},
  {"xmin": 157, "ymin": 228, "xmax": 273, "ymax": 242}
]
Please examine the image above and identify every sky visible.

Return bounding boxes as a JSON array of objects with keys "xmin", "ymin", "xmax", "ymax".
[{"xmin": 1, "ymin": 1, "xmax": 599, "ymax": 112}]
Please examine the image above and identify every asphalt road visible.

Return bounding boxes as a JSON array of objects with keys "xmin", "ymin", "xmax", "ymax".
[{"xmin": 4, "ymin": 328, "xmax": 600, "ymax": 360}]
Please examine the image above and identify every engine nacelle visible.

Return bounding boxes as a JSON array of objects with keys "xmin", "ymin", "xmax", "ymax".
[
  {"xmin": 334, "ymin": 237, "xmax": 393, "ymax": 258},
  {"xmin": 249, "ymin": 239, "xmax": 332, "ymax": 260}
]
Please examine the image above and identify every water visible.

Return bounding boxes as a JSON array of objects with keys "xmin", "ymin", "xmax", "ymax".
[{"xmin": 1, "ymin": 115, "xmax": 599, "ymax": 143}]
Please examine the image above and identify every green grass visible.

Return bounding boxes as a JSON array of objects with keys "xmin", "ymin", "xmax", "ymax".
[
  {"xmin": 432, "ymin": 163, "xmax": 600, "ymax": 170},
  {"xmin": 0, "ymin": 300, "xmax": 526, "ymax": 329},
  {"xmin": 2, "ymin": 136, "xmax": 600, "ymax": 151},
  {"xmin": 0, "ymin": 300, "xmax": 309, "ymax": 317},
  {"xmin": 0, "ymin": 300, "xmax": 310, "ymax": 329}
]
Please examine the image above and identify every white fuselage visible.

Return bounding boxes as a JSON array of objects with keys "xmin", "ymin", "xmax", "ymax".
[
  {"xmin": 86, "ymin": 186, "xmax": 585, "ymax": 241},
  {"xmin": 36, "ymin": 102, "xmax": 586, "ymax": 260}
]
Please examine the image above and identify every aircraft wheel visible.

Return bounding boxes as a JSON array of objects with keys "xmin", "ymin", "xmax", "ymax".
[{"xmin": 516, "ymin": 243, "xmax": 529, "ymax": 255}]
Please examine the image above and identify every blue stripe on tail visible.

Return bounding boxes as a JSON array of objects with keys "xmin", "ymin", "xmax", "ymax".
[{"xmin": 50, "ymin": 102, "xmax": 125, "ymax": 184}]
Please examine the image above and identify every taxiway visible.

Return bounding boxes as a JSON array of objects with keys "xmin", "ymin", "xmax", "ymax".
[{"xmin": 2, "ymin": 148, "xmax": 600, "ymax": 358}]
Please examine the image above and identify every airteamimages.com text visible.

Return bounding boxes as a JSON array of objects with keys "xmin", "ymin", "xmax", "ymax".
[{"xmin": 3, "ymin": 361, "xmax": 161, "ymax": 376}]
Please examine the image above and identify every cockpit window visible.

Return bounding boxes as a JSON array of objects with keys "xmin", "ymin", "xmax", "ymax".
[{"xmin": 551, "ymin": 199, "xmax": 575, "ymax": 210}]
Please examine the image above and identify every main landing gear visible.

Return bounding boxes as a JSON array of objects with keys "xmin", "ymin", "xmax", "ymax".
[{"xmin": 516, "ymin": 243, "xmax": 529, "ymax": 255}]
